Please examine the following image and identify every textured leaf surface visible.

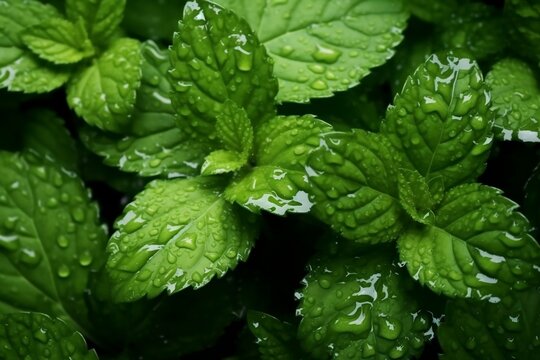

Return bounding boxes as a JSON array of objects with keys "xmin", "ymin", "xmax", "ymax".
[
  {"xmin": 80, "ymin": 41, "xmax": 210, "ymax": 178},
  {"xmin": 297, "ymin": 253, "xmax": 435, "ymax": 359},
  {"xmin": 216, "ymin": 100, "xmax": 253, "ymax": 155},
  {"xmin": 0, "ymin": 152, "xmax": 107, "ymax": 331},
  {"xmin": 486, "ymin": 58, "xmax": 540, "ymax": 142},
  {"xmin": 22, "ymin": 18, "xmax": 94, "ymax": 64},
  {"xmin": 438, "ymin": 288, "xmax": 540, "ymax": 359},
  {"xmin": 306, "ymin": 130, "xmax": 406, "ymax": 244},
  {"xmin": 225, "ymin": 115, "xmax": 331, "ymax": 215},
  {"xmin": 168, "ymin": 0, "xmax": 277, "ymax": 138},
  {"xmin": 106, "ymin": 177, "xmax": 258, "ymax": 301},
  {"xmin": 248, "ymin": 311, "xmax": 301, "ymax": 360},
  {"xmin": 398, "ymin": 183, "xmax": 540, "ymax": 301},
  {"xmin": 65, "ymin": 0, "xmax": 125, "ymax": 46},
  {"xmin": 382, "ymin": 53, "xmax": 494, "ymax": 188},
  {"xmin": 201, "ymin": 150, "xmax": 245, "ymax": 175},
  {"xmin": 397, "ymin": 168, "xmax": 436, "ymax": 224},
  {"xmin": 0, "ymin": 0, "xmax": 70, "ymax": 93},
  {"xmin": 67, "ymin": 37, "xmax": 142, "ymax": 132},
  {"xmin": 506, "ymin": 0, "xmax": 540, "ymax": 62},
  {"xmin": 406, "ymin": 0, "xmax": 458, "ymax": 23},
  {"xmin": 0, "ymin": 312, "xmax": 97, "ymax": 360},
  {"xmin": 215, "ymin": 0, "xmax": 409, "ymax": 103}
]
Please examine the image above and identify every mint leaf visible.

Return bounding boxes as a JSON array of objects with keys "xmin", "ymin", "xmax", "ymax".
[
  {"xmin": 406, "ymin": 0, "xmax": 458, "ymax": 23},
  {"xmin": 0, "ymin": 152, "xmax": 107, "ymax": 332},
  {"xmin": 0, "ymin": 312, "xmax": 97, "ymax": 360},
  {"xmin": 438, "ymin": 288, "xmax": 540, "ymax": 359},
  {"xmin": 398, "ymin": 168, "xmax": 436, "ymax": 224},
  {"xmin": 67, "ymin": 37, "xmax": 142, "ymax": 132},
  {"xmin": 168, "ymin": 0, "xmax": 277, "ymax": 138},
  {"xmin": 382, "ymin": 53, "xmax": 494, "ymax": 188},
  {"xmin": 0, "ymin": 0, "xmax": 70, "ymax": 93},
  {"xmin": 22, "ymin": 18, "xmax": 94, "ymax": 65},
  {"xmin": 398, "ymin": 183, "xmax": 540, "ymax": 302},
  {"xmin": 201, "ymin": 150, "xmax": 245, "ymax": 175},
  {"xmin": 306, "ymin": 130, "xmax": 406, "ymax": 244},
  {"xmin": 486, "ymin": 58, "xmax": 540, "ymax": 142},
  {"xmin": 297, "ymin": 253, "xmax": 435, "ymax": 359},
  {"xmin": 106, "ymin": 177, "xmax": 258, "ymax": 301},
  {"xmin": 65, "ymin": 0, "xmax": 126, "ymax": 46},
  {"xmin": 214, "ymin": 0, "xmax": 409, "ymax": 103},
  {"xmin": 248, "ymin": 311, "xmax": 302, "ymax": 360},
  {"xmin": 225, "ymin": 115, "xmax": 331, "ymax": 215},
  {"xmin": 506, "ymin": 0, "xmax": 540, "ymax": 63},
  {"xmin": 216, "ymin": 100, "xmax": 253, "ymax": 155}
]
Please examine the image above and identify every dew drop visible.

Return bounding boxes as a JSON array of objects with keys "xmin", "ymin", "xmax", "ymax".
[
  {"xmin": 57, "ymin": 264, "xmax": 71, "ymax": 278},
  {"xmin": 56, "ymin": 235, "xmax": 69, "ymax": 249},
  {"xmin": 311, "ymin": 44, "xmax": 341, "ymax": 64}
]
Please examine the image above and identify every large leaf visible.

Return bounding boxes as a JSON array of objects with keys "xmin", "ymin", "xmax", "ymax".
[
  {"xmin": 505, "ymin": 0, "xmax": 540, "ymax": 62},
  {"xmin": 80, "ymin": 41, "xmax": 210, "ymax": 178},
  {"xmin": 0, "ymin": 0, "xmax": 70, "ymax": 93},
  {"xmin": 67, "ymin": 37, "xmax": 142, "ymax": 132},
  {"xmin": 65, "ymin": 0, "xmax": 126, "ymax": 46},
  {"xmin": 214, "ymin": 0, "xmax": 409, "ymax": 103},
  {"xmin": 106, "ymin": 177, "xmax": 258, "ymax": 302},
  {"xmin": 297, "ymin": 252, "xmax": 435, "ymax": 359},
  {"xmin": 168, "ymin": 0, "xmax": 277, "ymax": 138},
  {"xmin": 398, "ymin": 183, "xmax": 540, "ymax": 302},
  {"xmin": 0, "ymin": 152, "xmax": 107, "ymax": 333},
  {"xmin": 486, "ymin": 58, "xmax": 540, "ymax": 142},
  {"xmin": 22, "ymin": 17, "xmax": 94, "ymax": 65},
  {"xmin": 382, "ymin": 53, "xmax": 494, "ymax": 188},
  {"xmin": 0, "ymin": 312, "xmax": 97, "ymax": 359},
  {"xmin": 225, "ymin": 115, "xmax": 332, "ymax": 215},
  {"xmin": 438, "ymin": 288, "xmax": 540, "ymax": 359},
  {"xmin": 306, "ymin": 129, "xmax": 407, "ymax": 244}
]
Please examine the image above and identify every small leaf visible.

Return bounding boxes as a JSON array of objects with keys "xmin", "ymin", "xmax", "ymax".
[
  {"xmin": 306, "ymin": 130, "xmax": 407, "ymax": 244},
  {"xmin": 79, "ymin": 41, "xmax": 209, "ymax": 178},
  {"xmin": 225, "ymin": 115, "xmax": 331, "ymax": 215},
  {"xmin": 216, "ymin": 100, "xmax": 253, "ymax": 155},
  {"xmin": 0, "ymin": 152, "xmax": 107, "ymax": 332},
  {"xmin": 214, "ymin": 0, "xmax": 409, "ymax": 103},
  {"xmin": 201, "ymin": 150, "xmax": 246, "ymax": 175},
  {"xmin": 66, "ymin": 0, "xmax": 126, "ymax": 46},
  {"xmin": 168, "ymin": 0, "xmax": 277, "ymax": 138},
  {"xmin": 67, "ymin": 37, "xmax": 142, "ymax": 132},
  {"xmin": 0, "ymin": 312, "xmax": 97, "ymax": 360},
  {"xmin": 486, "ymin": 58, "xmax": 540, "ymax": 142},
  {"xmin": 438, "ymin": 288, "xmax": 540, "ymax": 359},
  {"xmin": 398, "ymin": 168, "xmax": 436, "ymax": 224},
  {"xmin": 297, "ymin": 252, "xmax": 436, "ymax": 359},
  {"xmin": 106, "ymin": 177, "xmax": 258, "ymax": 302},
  {"xmin": 248, "ymin": 311, "xmax": 302, "ymax": 360},
  {"xmin": 22, "ymin": 17, "xmax": 94, "ymax": 64},
  {"xmin": 382, "ymin": 53, "xmax": 494, "ymax": 188},
  {"xmin": 398, "ymin": 183, "xmax": 540, "ymax": 301}
]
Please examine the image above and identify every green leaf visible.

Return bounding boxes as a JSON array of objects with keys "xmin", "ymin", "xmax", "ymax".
[
  {"xmin": 201, "ymin": 150, "xmax": 246, "ymax": 175},
  {"xmin": 22, "ymin": 18, "xmax": 94, "ymax": 65},
  {"xmin": 398, "ymin": 183, "xmax": 540, "ymax": 302},
  {"xmin": 65, "ymin": 0, "xmax": 126, "ymax": 46},
  {"xmin": 67, "ymin": 37, "xmax": 142, "ymax": 132},
  {"xmin": 106, "ymin": 177, "xmax": 258, "ymax": 302},
  {"xmin": 0, "ymin": 312, "xmax": 97, "ymax": 360},
  {"xmin": 225, "ymin": 115, "xmax": 331, "ymax": 215},
  {"xmin": 306, "ymin": 129, "xmax": 406, "ymax": 244},
  {"xmin": 297, "ymin": 252, "xmax": 435, "ymax": 359},
  {"xmin": 168, "ymin": 0, "xmax": 277, "ymax": 138},
  {"xmin": 406, "ymin": 0, "xmax": 458, "ymax": 23},
  {"xmin": 80, "ymin": 41, "xmax": 210, "ymax": 178},
  {"xmin": 486, "ymin": 58, "xmax": 540, "ymax": 142},
  {"xmin": 216, "ymin": 100, "xmax": 254, "ymax": 155},
  {"xmin": 397, "ymin": 168, "xmax": 436, "ymax": 224},
  {"xmin": 248, "ymin": 311, "xmax": 302, "ymax": 360},
  {"xmin": 505, "ymin": 0, "xmax": 540, "ymax": 63},
  {"xmin": 438, "ymin": 288, "xmax": 540, "ymax": 359},
  {"xmin": 381, "ymin": 53, "xmax": 494, "ymax": 188},
  {"xmin": 214, "ymin": 0, "xmax": 409, "ymax": 103},
  {"xmin": 437, "ymin": 3, "xmax": 506, "ymax": 60},
  {"xmin": 122, "ymin": 0, "xmax": 183, "ymax": 42},
  {"xmin": 0, "ymin": 152, "xmax": 107, "ymax": 333},
  {"xmin": 0, "ymin": 0, "xmax": 70, "ymax": 93}
]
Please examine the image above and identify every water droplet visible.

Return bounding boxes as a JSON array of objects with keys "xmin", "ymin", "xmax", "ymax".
[
  {"xmin": 18, "ymin": 248, "xmax": 41, "ymax": 267},
  {"xmin": 175, "ymin": 236, "xmax": 196, "ymax": 250},
  {"xmin": 56, "ymin": 235, "xmax": 69, "ymax": 249},
  {"xmin": 378, "ymin": 318, "xmax": 402, "ymax": 340},
  {"xmin": 318, "ymin": 277, "xmax": 331, "ymax": 289},
  {"xmin": 71, "ymin": 208, "xmax": 85, "ymax": 223},
  {"xmin": 57, "ymin": 264, "xmax": 71, "ymax": 278},
  {"xmin": 308, "ymin": 64, "xmax": 325, "ymax": 74},
  {"xmin": 149, "ymin": 158, "xmax": 162, "ymax": 168},
  {"xmin": 78, "ymin": 251, "xmax": 93, "ymax": 267},
  {"xmin": 192, "ymin": 271, "xmax": 203, "ymax": 283},
  {"xmin": 470, "ymin": 116, "xmax": 486, "ymax": 131},
  {"xmin": 136, "ymin": 269, "xmax": 152, "ymax": 281},
  {"xmin": 33, "ymin": 329, "xmax": 48, "ymax": 344},
  {"xmin": 311, "ymin": 44, "xmax": 341, "ymax": 64},
  {"xmin": 0, "ymin": 234, "xmax": 20, "ymax": 251},
  {"xmin": 310, "ymin": 79, "xmax": 328, "ymax": 90}
]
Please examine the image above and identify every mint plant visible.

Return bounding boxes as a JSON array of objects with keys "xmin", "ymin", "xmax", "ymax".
[{"xmin": 1, "ymin": 0, "xmax": 540, "ymax": 359}]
